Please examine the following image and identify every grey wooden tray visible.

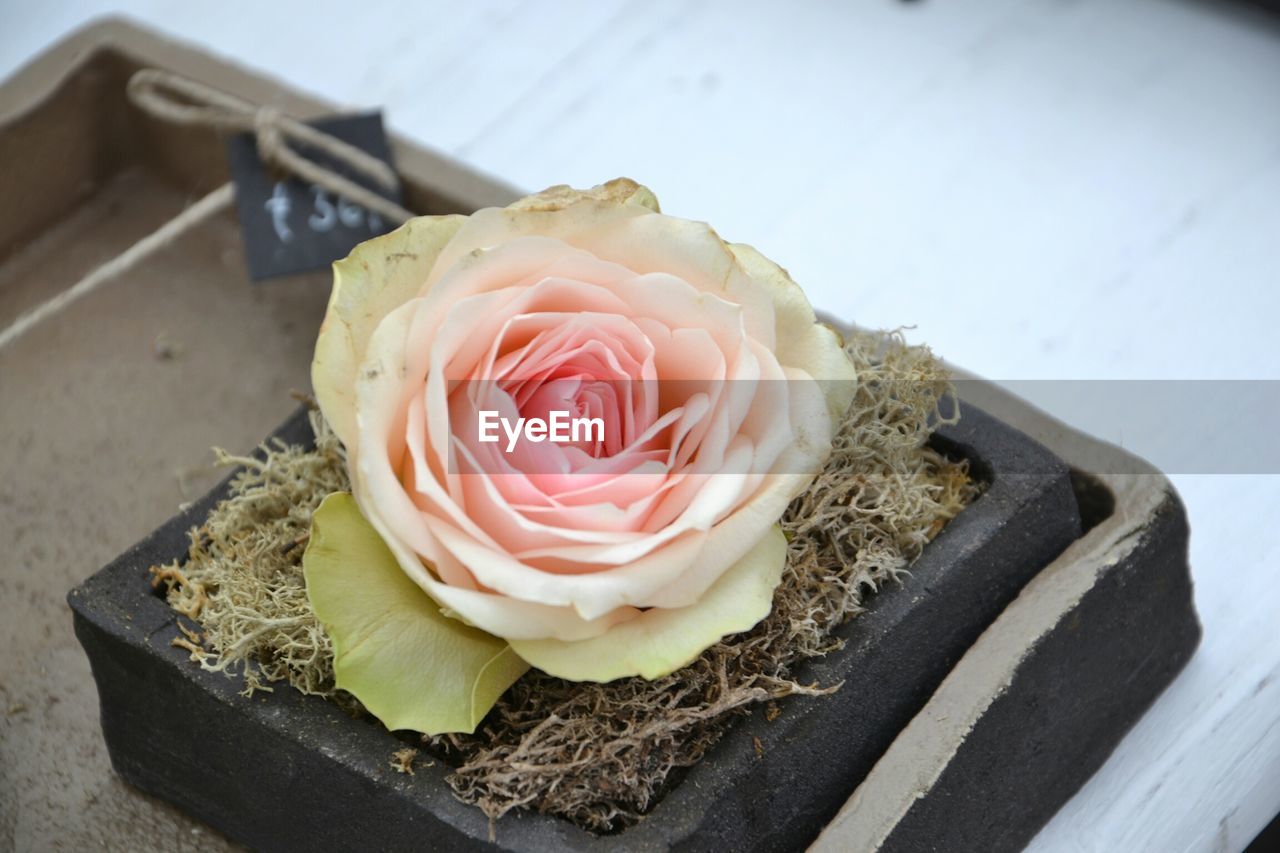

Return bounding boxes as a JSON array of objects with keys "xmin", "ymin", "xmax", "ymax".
[{"xmin": 811, "ymin": 372, "xmax": 1202, "ymax": 852}]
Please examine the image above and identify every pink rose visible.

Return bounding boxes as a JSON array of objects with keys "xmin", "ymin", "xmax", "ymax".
[{"xmin": 311, "ymin": 179, "xmax": 854, "ymax": 683}]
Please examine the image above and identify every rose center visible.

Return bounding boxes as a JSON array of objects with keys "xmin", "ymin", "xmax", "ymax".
[{"xmin": 504, "ymin": 374, "xmax": 622, "ymax": 458}]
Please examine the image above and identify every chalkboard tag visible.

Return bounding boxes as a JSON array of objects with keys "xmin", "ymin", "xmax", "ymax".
[{"xmin": 225, "ymin": 111, "xmax": 403, "ymax": 280}]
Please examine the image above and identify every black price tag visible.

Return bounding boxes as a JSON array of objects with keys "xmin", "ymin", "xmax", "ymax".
[{"xmin": 225, "ymin": 111, "xmax": 403, "ymax": 280}]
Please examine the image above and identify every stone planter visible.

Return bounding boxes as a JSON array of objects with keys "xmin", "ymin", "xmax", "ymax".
[{"xmin": 71, "ymin": 400, "xmax": 1088, "ymax": 851}]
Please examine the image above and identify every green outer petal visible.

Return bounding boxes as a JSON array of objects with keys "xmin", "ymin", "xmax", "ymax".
[
  {"xmin": 728, "ymin": 241, "xmax": 856, "ymax": 422},
  {"xmin": 311, "ymin": 214, "xmax": 465, "ymax": 450},
  {"xmin": 508, "ymin": 178, "xmax": 660, "ymax": 213},
  {"xmin": 509, "ymin": 525, "xmax": 787, "ymax": 682},
  {"xmin": 303, "ymin": 493, "xmax": 528, "ymax": 733}
]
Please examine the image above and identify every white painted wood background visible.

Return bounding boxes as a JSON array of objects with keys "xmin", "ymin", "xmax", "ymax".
[{"xmin": 3, "ymin": 1, "xmax": 1278, "ymax": 850}]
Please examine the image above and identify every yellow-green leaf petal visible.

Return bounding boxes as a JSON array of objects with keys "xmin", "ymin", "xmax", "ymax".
[
  {"xmin": 728, "ymin": 241, "xmax": 856, "ymax": 422},
  {"xmin": 311, "ymin": 214, "xmax": 465, "ymax": 451},
  {"xmin": 509, "ymin": 525, "xmax": 787, "ymax": 682},
  {"xmin": 303, "ymin": 492, "xmax": 528, "ymax": 733},
  {"xmin": 508, "ymin": 178, "xmax": 661, "ymax": 213}
]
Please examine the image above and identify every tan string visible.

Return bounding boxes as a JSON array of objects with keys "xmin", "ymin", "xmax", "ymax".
[
  {"xmin": 127, "ymin": 69, "xmax": 417, "ymax": 225},
  {"xmin": 0, "ymin": 72, "xmax": 419, "ymax": 351},
  {"xmin": 0, "ymin": 184, "xmax": 235, "ymax": 351}
]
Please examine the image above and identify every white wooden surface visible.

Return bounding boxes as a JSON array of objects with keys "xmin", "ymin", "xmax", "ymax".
[{"xmin": 3, "ymin": 2, "xmax": 1278, "ymax": 850}]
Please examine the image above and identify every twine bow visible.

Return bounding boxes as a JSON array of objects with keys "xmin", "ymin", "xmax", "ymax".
[{"xmin": 127, "ymin": 69, "xmax": 416, "ymax": 225}]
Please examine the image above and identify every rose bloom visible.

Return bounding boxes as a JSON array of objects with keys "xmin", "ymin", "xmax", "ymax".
[{"xmin": 312, "ymin": 179, "xmax": 854, "ymax": 682}]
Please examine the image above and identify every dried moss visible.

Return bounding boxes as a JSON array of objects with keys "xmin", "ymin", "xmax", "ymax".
[
  {"xmin": 150, "ymin": 409, "xmax": 350, "ymax": 700},
  {"xmin": 152, "ymin": 328, "xmax": 977, "ymax": 832}
]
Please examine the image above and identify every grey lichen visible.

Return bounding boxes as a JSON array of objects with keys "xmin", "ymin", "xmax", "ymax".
[{"xmin": 150, "ymin": 409, "xmax": 349, "ymax": 699}]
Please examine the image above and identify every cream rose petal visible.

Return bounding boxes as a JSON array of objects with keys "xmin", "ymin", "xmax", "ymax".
[
  {"xmin": 728, "ymin": 241, "xmax": 856, "ymax": 420},
  {"xmin": 509, "ymin": 524, "xmax": 787, "ymax": 681}
]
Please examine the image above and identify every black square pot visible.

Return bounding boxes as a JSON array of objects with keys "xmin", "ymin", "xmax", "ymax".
[{"xmin": 67, "ymin": 402, "xmax": 1187, "ymax": 851}]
